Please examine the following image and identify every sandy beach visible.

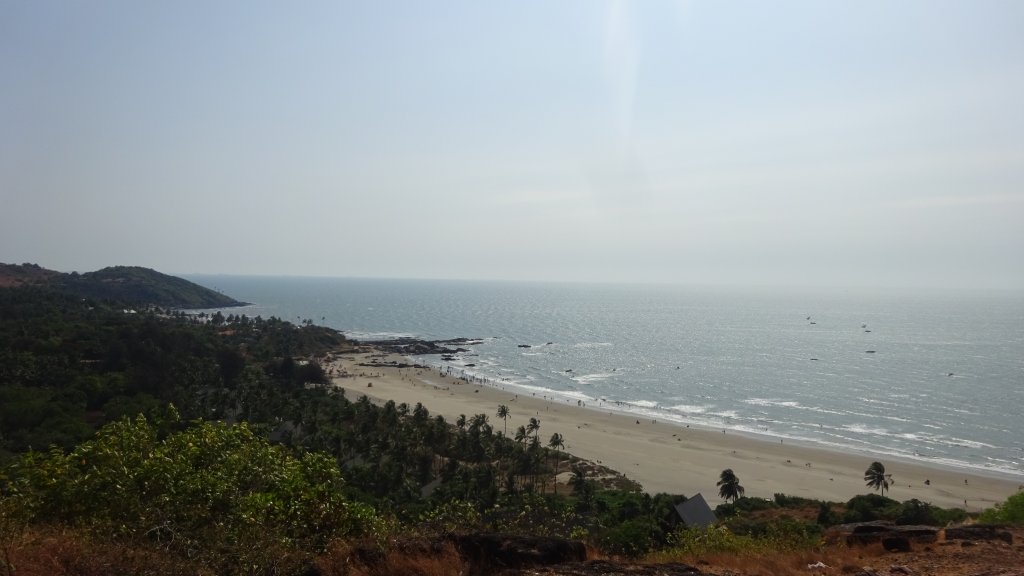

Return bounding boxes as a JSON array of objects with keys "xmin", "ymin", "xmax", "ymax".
[{"xmin": 328, "ymin": 351, "xmax": 1022, "ymax": 511}]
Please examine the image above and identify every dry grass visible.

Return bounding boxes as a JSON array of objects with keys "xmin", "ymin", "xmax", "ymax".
[
  {"xmin": 1, "ymin": 527, "xmax": 206, "ymax": 576},
  {"xmin": 2, "ymin": 527, "xmax": 470, "ymax": 576},
  {"xmin": 681, "ymin": 545, "xmax": 886, "ymax": 576}
]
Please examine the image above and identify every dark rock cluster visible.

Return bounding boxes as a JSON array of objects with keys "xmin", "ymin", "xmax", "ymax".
[{"xmin": 359, "ymin": 337, "xmax": 478, "ymax": 355}]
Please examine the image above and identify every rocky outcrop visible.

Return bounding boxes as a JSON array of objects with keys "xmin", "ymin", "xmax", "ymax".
[
  {"xmin": 828, "ymin": 522, "xmax": 938, "ymax": 549},
  {"xmin": 337, "ymin": 534, "xmax": 707, "ymax": 576},
  {"xmin": 356, "ymin": 360, "xmax": 430, "ymax": 369},
  {"xmin": 881, "ymin": 536, "xmax": 912, "ymax": 552},
  {"xmin": 496, "ymin": 560, "xmax": 706, "ymax": 575},
  {"xmin": 944, "ymin": 524, "xmax": 1014, "ymax": 545},
  {"xmin": 360, "ymin": 337, "xmax": 475, "ymax": 355},
  {"xmin": 449, "ymin": 533, "xmax": 586, "ymax": 574}
]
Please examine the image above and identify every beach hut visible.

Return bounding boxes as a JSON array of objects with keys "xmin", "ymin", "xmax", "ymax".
[{"xmin": 674, "ymin": 493, "xmax": 717, "ymax": 528}]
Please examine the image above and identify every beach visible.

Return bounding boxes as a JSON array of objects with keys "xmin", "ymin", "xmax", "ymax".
[{"xmin": 328, "ymin": 350, "xmax": 1022, "ymax": 511}]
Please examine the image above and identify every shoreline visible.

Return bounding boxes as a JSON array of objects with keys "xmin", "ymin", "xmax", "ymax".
[{"xmin": 328, "ymin": 350, "xmax": 1022, "ymax": 510}]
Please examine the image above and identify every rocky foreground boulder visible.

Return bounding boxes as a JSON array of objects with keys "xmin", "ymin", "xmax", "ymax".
[
  {"xmin": 339, "ymin": 534, "xmax": 708, "ymax": 576},
  {"xmin": 494, "ymin": 560, "xmax": 705, "ymax": 575},
  {"xmin": 828, "ymin": 521, "xmax": 1014, "ymax": 553},
  {"xmin": 944, "ymin": 524, "xmax": 1014, "ymax": 545},
  {"xmin": 449, "ymin": 534, "xmax": 587, "ymax": 574}
]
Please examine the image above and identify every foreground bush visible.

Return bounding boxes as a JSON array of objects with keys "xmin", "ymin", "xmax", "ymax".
[
  {"xmin": 1, "ymin": 412, "xmax": 383, "ymax": 574},
  {"xmin": 842, "ymin": 493, "xmax": 900, "ymax": 523},
  {"xmin": 648, "ymin": 520, "xmax": 822, "ymax": 563},
  {"xmin": 979, "ymin": 491, "xmax": 1024, "ymax": 525}
]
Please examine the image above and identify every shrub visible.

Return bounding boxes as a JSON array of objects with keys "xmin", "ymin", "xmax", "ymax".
[
  {"xmin": 843, "ymin": 493, "xmax": 900, "ymax": 523},
  {"xmin": 652, "ymin": 519, "xmax": 821, "ymax": 562},
  {"xmin": 598, "ymin": 517, "xmax": 663, "ymax": 558},
  {"xmin": 724, "ymin": 514, "xmax": 823, "ymax": 544},
  {"xmin": 816, "ymin": 502, "xmax": 841, "ymax": 526},
  {"xmin": 417, "ymin": 499, "xmax": 481, "ymax": 536},
  {"xmin": 774, "ymin": 493, "xmax": 818, "ymax": 509},
  {"xmin": 486, "ymin": 492, "xmax": 583, "ymax": 537},
  {"xmin": 2, "ymin": 413, "xmax": 384, "ymax": 572},
  {"xmin": 657, "ymin": 526, "xmax": 762, "ymax": 558},
  {"xmin": 715, "ymin": 496, "xmax": 776, "ymax": 517},
  {"xmin": 892, "ymin": 498, "xmax": 970, "ymax": 526},
  {"xmin": 979, "ymin": 491, "xmax": 1024, "ymax": 525}
]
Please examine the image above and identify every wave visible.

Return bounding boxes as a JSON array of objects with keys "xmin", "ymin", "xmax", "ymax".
[
  {"xmin": 668, "ymin": 404, "xmax": 707, "ymax": 414},
  {"xmin": 342, "ymin": 330, "xmax": 418, "ymax": 340},
  {"xmin": 743, "ymin": 398, "xmax": 843, "ymax": 415},
  {"xmin": 571, "ymin": 372, "xmax": 616, "ymax": 385},
  {"xmin": 842, "ymin": 423, "xmax": 890, "ymax": 436},
  {"xmin": 573, "ymin": 342, "xmax": 613, "ymax": 348},
  {"xmin": 943, "ymin": 437, "xmax": 997, "ymax": 449}
]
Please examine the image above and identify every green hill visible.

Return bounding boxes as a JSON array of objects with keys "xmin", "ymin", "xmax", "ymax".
[{"xmin": 0, "ymin": 263, "xmax": 246, "ymax": 309}]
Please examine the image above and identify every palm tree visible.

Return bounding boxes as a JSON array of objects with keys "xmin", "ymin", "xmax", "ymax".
[
  {"xmin": 569, "ymin": 463, "xmax": 595, "ymax": 509},
  {"xmin": 527, "ymin": 417, "xmax": 541, "ymax": 440},
  {"xmin": 527, "ymin": 435, "xmax": 542, "ymax": 489},
  {"xmin": 456, "ymin": 414, "xmax": 467, "ymax": 430},
  {"xmin": 514, "ymin": 425, "xmax": 528, "ymax": 444},
  {"xmin": 864, "ymin": 461, "xmax": 891, "ymax": 496},
  {"xmin": 496, "ymin": 404, "xmax": 510, "ymax": 436},
  {"xmin": 548, "ymin": 432, "xmax": 565, "ymax": 494},
  {"xmin": 717, "ymin": 469, "xmax": 745, "ymax": 503},
  {"xmin": 469, "ymin": 413, "xmax": 488, "ymax": 430}
]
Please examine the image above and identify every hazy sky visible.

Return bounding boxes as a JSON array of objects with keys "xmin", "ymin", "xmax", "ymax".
[{"xmin": 3, "ymin": 1, "xmax": 1023, "ymax": 289}]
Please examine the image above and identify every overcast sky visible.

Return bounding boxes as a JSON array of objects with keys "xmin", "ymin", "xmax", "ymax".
[{"xmin": 3, "ymin": 1, "xmax": 1023, "ymax": 290}]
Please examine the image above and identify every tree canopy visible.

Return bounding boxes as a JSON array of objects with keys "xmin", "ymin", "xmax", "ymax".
[
  {"xmin": 717, "ymin": 469, "xmax": 745, "ymax": 503},
  {"xmin": 864, "ymin": 461, "xmax": 891, "ymax": 496}
]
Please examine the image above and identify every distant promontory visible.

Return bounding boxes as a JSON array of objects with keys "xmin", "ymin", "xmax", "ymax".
[{"xmin": 0, "ymin": 263, "xmax": 247, "ymax": 309}]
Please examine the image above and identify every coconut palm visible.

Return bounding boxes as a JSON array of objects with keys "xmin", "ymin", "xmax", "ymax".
[
  {"xmin": 514, "ymin": 425, "xmax": 528, "ymax": 444},
  {"xmin": 864, "ymin": 461, "xmax": 891, "ymax": 496},
  {"xmin": 496, "ymin": 404, "xmax": 510, "ymax": 436},
  {"xmin": 717, "ymin": 468, "xmax": 745, "ymax": 503},
  {"xmin": 527, "ymin": 417, "xmax": 541, "ymax": 440},
  {"xmin": 469, "ymin": 413, "xmax": 488, "ymax": 430},
  {"xmin": 569, "ymin": 463, "xmax": 595, "ymax": 510},
  {"xmin": 548, "ymin": 432, "xmax": 565, "ymax": 495}
]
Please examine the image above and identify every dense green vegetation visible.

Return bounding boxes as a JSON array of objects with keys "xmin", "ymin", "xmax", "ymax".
[
  {"xmin": 3, "ymin": 412, "xmax": 382, "ymax": 572},
  {"xmin": 714, "ymin": 492, "xmax": 968, "ymax": 528},
  {"xmin": 0, "ymin": 263, "xmax": 245, "ymax": 308},
  {"xmin": 0, "ymin": 283, "xmax": 1014, "ymax": 574},
  {"xmin": 0, "ymin": 286, "xmax": 331, "ymax": 460},
  {"xmin": 979, "ymin": 491, "xmax": 1024, "ymax": 524}
]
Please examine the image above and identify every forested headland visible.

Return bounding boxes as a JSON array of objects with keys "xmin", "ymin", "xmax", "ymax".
[{"xmin": 0, "ymin": 263, "xmax": 246, "ymax": 309}]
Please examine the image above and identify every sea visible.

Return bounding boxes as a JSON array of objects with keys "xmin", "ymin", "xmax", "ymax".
[{"xmin": 186, "ymin": 275, "xmax": 1024, "ymax": 479}]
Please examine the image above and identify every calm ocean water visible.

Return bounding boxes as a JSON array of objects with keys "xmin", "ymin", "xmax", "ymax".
[{"xmin": 188, "ymin": 276, "xmax": 1024, "ymax": 478}]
